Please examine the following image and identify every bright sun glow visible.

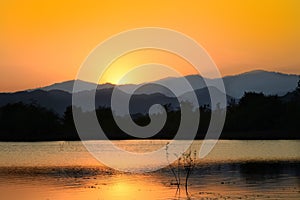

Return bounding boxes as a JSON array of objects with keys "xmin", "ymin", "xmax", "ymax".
[{"xmin": 99, "ymin": 49, "xmax": 198, "ymax": 84}]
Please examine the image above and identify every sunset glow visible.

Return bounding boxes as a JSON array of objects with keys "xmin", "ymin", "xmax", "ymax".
[
  {"xmin": 1, "ymin": 0, "xmax": 300, "ymax": 91},
  {"xmin": 99, "ymin": 49, "xmax": 197, "ymax": 84}
]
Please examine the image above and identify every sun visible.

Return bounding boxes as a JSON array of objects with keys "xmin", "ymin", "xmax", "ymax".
[{"xmin": 99, "ymin": 49, "xmax": 197, "ymax": 85}]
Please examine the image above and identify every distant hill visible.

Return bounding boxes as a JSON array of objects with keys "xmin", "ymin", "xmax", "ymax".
[
  {"xmin": 222, "ymin": 70, "xmax": 299, "ymax": 98},
  {"xmin": 35, "ymin": 80, "xmax": 113, "ymax": 93},
  {"xmin": 34, "ymin": 70, "xmax": 299, "ymax": 98},
  {"xmin": 154, "ymin": 70, "xmax": 299, "ymax": 98}
]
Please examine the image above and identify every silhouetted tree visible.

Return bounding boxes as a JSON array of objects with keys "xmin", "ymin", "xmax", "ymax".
[
  {"xmin": 224, "ymin": 92, "xmax": 284, "ymax": 133},
  {"xmin": 0, "ymin": 102, "xmax": 61, "ymax": 141}
]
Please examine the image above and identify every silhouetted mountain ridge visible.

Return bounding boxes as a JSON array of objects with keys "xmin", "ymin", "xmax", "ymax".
[{"xmin": 29, "ymin": 70, "xmax": 299, "ymax": 98}]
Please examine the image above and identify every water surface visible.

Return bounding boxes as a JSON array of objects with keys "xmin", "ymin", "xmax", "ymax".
[{"xmin": 0, "ymin": 140, "xmax": 299, "ymax": 199}]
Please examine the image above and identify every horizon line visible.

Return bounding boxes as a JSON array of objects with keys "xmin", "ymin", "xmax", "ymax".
[{"xmin": 2, "ymin": 68, "xmax": 300, "ymax": 93}]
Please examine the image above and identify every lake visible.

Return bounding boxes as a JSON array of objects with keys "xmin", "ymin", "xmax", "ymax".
[{"xmin": 0, "ymin": 140, "xmax": 299, "ymax": 199}]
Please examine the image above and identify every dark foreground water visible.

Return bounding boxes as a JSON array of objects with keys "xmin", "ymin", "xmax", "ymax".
[{"xmin": 0, "ymin": 140, "xmax": 299, "ymax": 199}]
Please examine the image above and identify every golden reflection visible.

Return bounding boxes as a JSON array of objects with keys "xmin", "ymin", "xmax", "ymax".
[
  {"xmin": 98, "ymin": 175, "xmax": 171, "ymax": 200},
  {"xmin": 110, "ymin": 181, "xmax": 136, "ymax": 196}
]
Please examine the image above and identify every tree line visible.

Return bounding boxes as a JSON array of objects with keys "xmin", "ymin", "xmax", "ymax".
[{"xmin": 0, "ymin": 83, "xmax": 299, "ymax": 141}]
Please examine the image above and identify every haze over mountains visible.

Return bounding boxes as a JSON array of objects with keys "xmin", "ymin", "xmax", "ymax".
[
  {"xmin": 37, "ymin": 70, "xmax": 299, "ymax": 97},
  {"xmin": 0, "ymin": 70, "xmax": 298, "ymax": 116}
]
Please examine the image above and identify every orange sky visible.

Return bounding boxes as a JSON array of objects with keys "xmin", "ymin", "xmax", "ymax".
[{"xmin": 1, "ymin": 0, "xmax": 300, "ymax": 92}]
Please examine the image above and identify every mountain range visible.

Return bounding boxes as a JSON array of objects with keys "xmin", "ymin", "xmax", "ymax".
[
  {"xmin": 0, "ymin": 70, "xmax": 298, "ymax": 115},
  {"xmin": 37, "ymin": 70, "xmax": 299, "ymax": 97}
]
